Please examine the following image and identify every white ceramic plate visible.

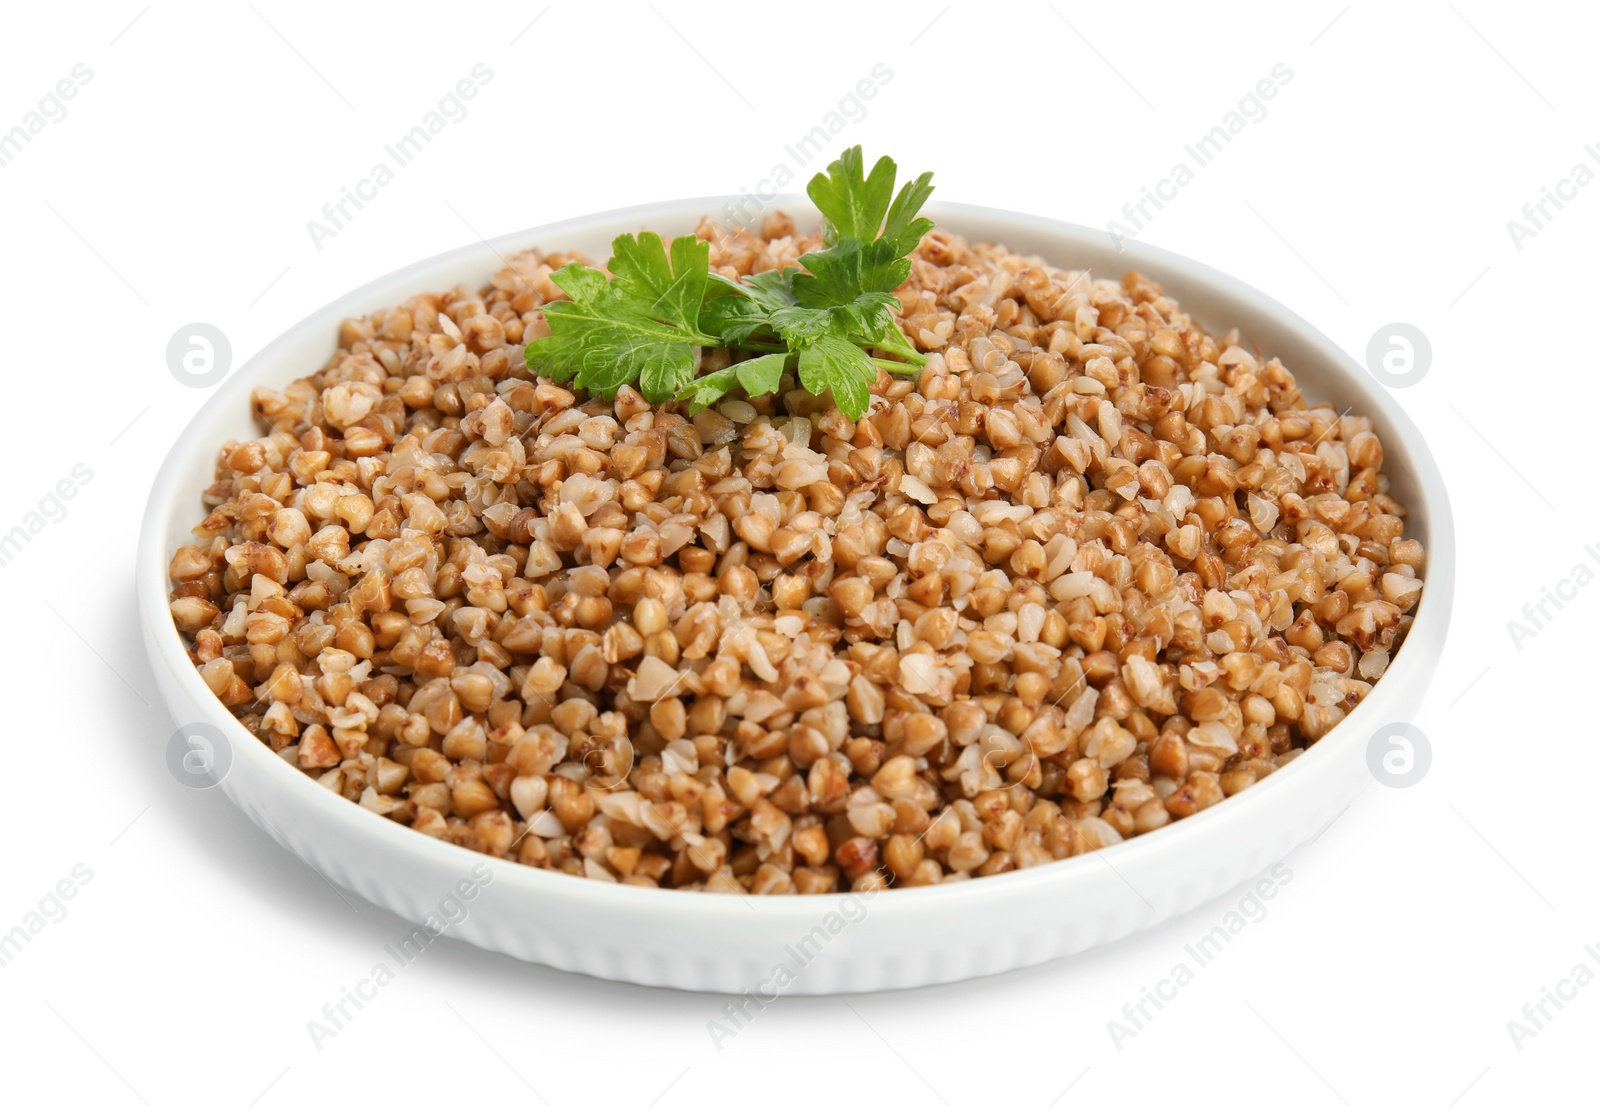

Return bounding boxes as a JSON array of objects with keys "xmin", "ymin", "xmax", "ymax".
[{"xmin": 137, "ymin": 198, "xmax": 1455, "ymax": 994}]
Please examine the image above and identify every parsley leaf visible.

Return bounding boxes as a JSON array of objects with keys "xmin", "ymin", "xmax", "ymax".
[
  {"xmin": 792, "ymin": 237, "xmax": 908, "ymax": 308},
  {"xmin": 796, "ymin": 333, "xmax": 874, "ymax": 420},
  {"xmin": 673, "ymin": 352, "xmax": 788, "ymax": 414},
  {"xmin": 700, "ymin": 296, "xmax": 773, "ymax": 347},
  {"xmin": 733, "ymin": 351, "xmax": 788, "ymax": 396},
  {"xmin": 608, "ymin": 232, "xmax": 713, "ymax": 333},
  {"xmin": 808, "ymin": 147, "xmax": 898, "ymax": 245},
  {"xmin": 807, "ymin": 148, "xmax": 935, "ymax": 256},
  {"xmin": 674, "ymin": 365, "xmax": 738, "ymax": 412},
  {"xmin": 883, "ymin": 171, "xmax": 936, "ymax": 256},
  {"xmin": 527, "ymin": 233, "xmax": 717, "ymax": 403},
  {"xmin": 719, "ymin": 268, "xmax": 797, "ymax": 312},
  {"xmin": 787, "ymin": 237, "xmax": 912, "ymax": 350},
  {"xmin": 766, "ymin": 305, "xmax": 836, "ymax": 347},
  {"xmin": 530, "ymin": 265, "xmax": 694, "ymax": 400}
]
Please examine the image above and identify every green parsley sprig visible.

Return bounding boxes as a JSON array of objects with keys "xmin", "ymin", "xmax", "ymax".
[{"xmin": 524, "ymin": 147, "xmax": 933, "ymax": 421}]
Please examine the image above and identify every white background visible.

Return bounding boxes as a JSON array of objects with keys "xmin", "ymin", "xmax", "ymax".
[{"xmin": 0, "ymin": 2, "xmax": 1592, "ymax": 1108}]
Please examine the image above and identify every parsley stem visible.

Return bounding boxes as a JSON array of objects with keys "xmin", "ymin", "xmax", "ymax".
[
  {"xmin": 871, "ymin": 356, "xmax": 921, "ymax": 375},
  {"xmin": 871, "ymin": 326, "xmax": 925, "ymax": 363}
]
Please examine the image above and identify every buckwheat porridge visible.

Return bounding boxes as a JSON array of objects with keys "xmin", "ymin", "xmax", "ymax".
[{"xmin": 168, "ymin": 206, "xmax": 1424, "ymax": 894}]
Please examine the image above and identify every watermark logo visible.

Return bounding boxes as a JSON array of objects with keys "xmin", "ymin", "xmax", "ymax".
[
  {"xmin": 166, "ymin": 323, "xmax": 232, "ymax": 389},
  {"xmin": 0, "ymin": 63, "xmax": 93, "ymax": 172},
  {"xmin": 166, "ymin": 722, "xmax": 232, "ymax": 789},
  {"xmin": 306, "ymin": 64, "xmax": 494, "ymax": 251},
  {"xmin": 0, "ymin": 863, "xmax": 94, "ymax": 970},
  {"xmin": 1105, "ymin": 862, "xmax": 1295, "ymax": 1049},
  {"xmin": 0, "ymin": 462, "xmax": 94, "ymax": 571},
  {"xmin": 1506, "ymin": 542, "xmax": 1600, "ymax": 650},
  {"xmin": 306, "ymin": 862, "xmax": 494, "ymax": 1049},
  {"xmin": 706, "ymin": 882, "xmax": 884, "ymax": 1049},
  {"xmin": 719, "ymin": 63, "xmax": 895, "ymax": 234},
  {"xmin": 1506, "ymin": 943, "xmax": 1600, "ymax": 1051},
  {"xmin": 1506, "ymin": 144, "xmax": 1600, "ymax": 251},
  {"xmin": 580, "ymin": 736, "xmax": 634, "ymax": 790},
  {"xmin": 1107, "ymin": 63, "xmax": 1294, "ymax": 249},
  {"xmin": 1364, "ymin": 323, "xmax": 1431, "ymax": 388},
  {"xmin": 1365, "ymin": 722, "xmax": 1430, "ymax": 788}
]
